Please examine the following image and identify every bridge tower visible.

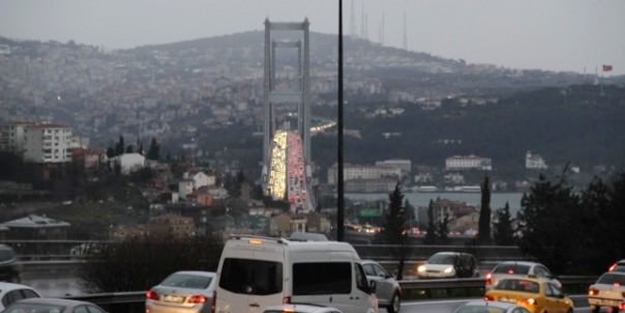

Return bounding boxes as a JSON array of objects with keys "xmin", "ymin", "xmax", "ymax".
[{"xmin": 262, "ymin": 18, "xmax": 314, "ymax": 213}]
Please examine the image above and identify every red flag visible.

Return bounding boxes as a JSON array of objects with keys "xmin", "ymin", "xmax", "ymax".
[{"xmin": 603, "ymin": 65, "xmax": 613, "ymax": 72}]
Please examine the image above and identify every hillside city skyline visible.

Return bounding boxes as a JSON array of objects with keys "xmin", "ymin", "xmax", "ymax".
[{"xmin": 1, "ymin": 0, "xmax": 624, "ymax": 75}]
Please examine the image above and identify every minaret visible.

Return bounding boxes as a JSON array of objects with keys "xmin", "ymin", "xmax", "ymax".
[{"xmin": 360, "ymin": 1, "xmax": 366, "ymax": 39}]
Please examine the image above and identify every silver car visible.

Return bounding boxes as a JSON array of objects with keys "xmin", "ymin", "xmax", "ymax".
[
  {"xmin": 3, "ymin": 298, "xmax": 108, "ymax": 313},
  {"xmin": 453, "ymin": 300, "xmax": 532, "ymax": 313},
  {"xmin": 485, "ymin": 261, "xmax": 560, "ymax": 290},
  {"xmin": 360, "ymin": 260, "xmax": 401, "ymax": 313},
  {"xmin": 145, "ymin": 270, "xmax": 216, "ymax": 313}
]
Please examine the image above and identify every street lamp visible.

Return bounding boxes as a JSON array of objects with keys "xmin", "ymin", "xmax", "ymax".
[{"xmin": 337, "ymin": 0, "xmax": 345, "ymax": 242}]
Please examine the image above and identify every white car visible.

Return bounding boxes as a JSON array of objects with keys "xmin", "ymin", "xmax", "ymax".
[
  {"xmin": 263, "ymin": 304, "xmax": 344, "ymax": 313},
  {"xmin": 588, "ymin": 271, "xmax": 625, "ymax": 313},
  {"xmin": 608, "ymin": 259, "xmax": 625, "ymax": 272},
  {"xmin": 0, "ymin": 282, "xmax": 42, "ymax": 311},
  {"xmin": 417, "ymin": 252, "xmax": 479, "ymax": 279},
  {"xmin": 485, "ymin": 261, "xmax": 561, "ymax": 290},
  {"xmin": 361, "ymin": 260, "xmax": 402, "ymax": 313},
  {"xmin": 145, "ymin": 270, "xmax": 216, "ymax": 313}
]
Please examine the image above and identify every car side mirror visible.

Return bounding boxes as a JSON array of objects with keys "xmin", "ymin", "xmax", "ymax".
[{"xmin": 369, "ymin": 280, "xmax": 377, "ymax": 293}]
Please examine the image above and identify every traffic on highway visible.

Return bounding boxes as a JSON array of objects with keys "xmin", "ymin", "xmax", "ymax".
[{"xmin": 2, "ymin": 235, "xmax": 624, "ymax": 313}]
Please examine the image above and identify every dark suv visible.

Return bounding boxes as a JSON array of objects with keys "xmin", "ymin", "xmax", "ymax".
[{"xmin": 0, "ymin": 244, "xmax": 20, "ymax": 283}]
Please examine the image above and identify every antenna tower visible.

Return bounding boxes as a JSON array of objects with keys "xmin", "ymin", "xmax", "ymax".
[{"xmin": 402, "ymin": 13, "xmax": 408, "ymax": 50}]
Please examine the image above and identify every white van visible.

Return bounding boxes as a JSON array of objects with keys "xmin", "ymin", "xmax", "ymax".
[{"xmin": 214, "ymin": 235, "xmax": 378, "ymax": 313}]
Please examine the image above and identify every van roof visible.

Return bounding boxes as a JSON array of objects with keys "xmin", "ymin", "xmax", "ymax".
[{"xmin": 227, "ymin": 234, "xmax": 359, "ymax": 255}]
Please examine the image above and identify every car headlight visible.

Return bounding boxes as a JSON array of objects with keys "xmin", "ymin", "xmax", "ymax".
[
  {"xmin": 417, "ymin": 265, "xmax": 426, "ymax": 272},
  {"xmin": 443, "ymin": 267, "xmax": 454, "ymax": 274}
]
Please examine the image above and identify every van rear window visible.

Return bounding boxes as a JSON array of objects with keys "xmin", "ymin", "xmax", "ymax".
[
  {"xmin": 293, "ymin": 262, "xmax": 351, "ymax": 295},
  {"xmin": 219, "ymin": 258, "xmax": 283, "ymax": 295}
]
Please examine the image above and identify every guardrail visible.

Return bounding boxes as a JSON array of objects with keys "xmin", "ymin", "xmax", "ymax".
[
  {"xmin": 3, "ymin": 240, "xmax": 527, "ymax": 262},
  {"xmin": 65, "ymin": 276, "xmax": 597, "ymax": 313}
]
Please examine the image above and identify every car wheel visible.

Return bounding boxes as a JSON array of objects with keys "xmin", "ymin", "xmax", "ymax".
[
  {"xmin": 590, "ymin": 306, "xmax": 600, "ymax": 313},
  {"xmin": 612, "ymin": 307, "xmax": 619, "ymax": 313},
  {"xmin": 387, "ymin": 292, "xmax": 400, "ymax": 313}
]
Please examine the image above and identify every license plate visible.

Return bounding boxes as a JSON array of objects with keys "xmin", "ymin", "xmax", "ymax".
[{"xmin": 163, "ymin": 295, "xmax": 184, "ymax": 303}]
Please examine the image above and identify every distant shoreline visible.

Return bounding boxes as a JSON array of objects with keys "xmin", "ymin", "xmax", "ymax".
[{"xmin": 345, "ymin": 192, "xmax": 524, "ymax": 214}]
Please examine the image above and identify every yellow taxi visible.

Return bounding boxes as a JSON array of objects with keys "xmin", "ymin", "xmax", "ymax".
[{"xmin": 484, "ymin": 276, "xmax": 574, "ymax": 313}]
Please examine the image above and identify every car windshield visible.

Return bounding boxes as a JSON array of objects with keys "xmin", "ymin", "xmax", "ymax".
[
  {"xmin": 495, "ymin": 279, "xmax": 540, "ymax": 293},
  {"xmin": 427, "ymin": 253, "xmax": 456, "ymax": 265},
  {"xmin": 597, "ymin": 273, "xmax": 625, "ymax": 285},
  {"xmin": 4, "ymin": 303, "xmax": 66, "ymax": 313},
  {"xmin": 161, "ymin": 273, "xmax": 213, "ymax": 289},
  {"xmin": 493, "ymin": 264, "xmax": 531, "ymax": 275},
  {"xmin": 455, "ymin": 305, "xmax": 507, "ymax": 313}
]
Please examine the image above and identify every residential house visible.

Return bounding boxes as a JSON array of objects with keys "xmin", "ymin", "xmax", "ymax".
[
  {"xmin": 183, "ymin": 169, "xmax": 215, "ymax": 189},
  {"xmin": 178, "ymin": 179, "xmax": 194, "ymax": 199},
  {"xmin": 115, "ymin": 153, "xmax": 146, "ymax": 174},
  {"xmin": 268, "ymin": 213, "xmax": 308, "ymax": 237},
  {"xmin": 149, "ymin": 213, "xmax": 196, "ymax": 238}
]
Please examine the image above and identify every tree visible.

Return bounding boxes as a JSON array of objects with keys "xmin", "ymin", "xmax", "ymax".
[
  {"xmin": 106, "ymin": 147, "xmax": 115, "ymax": 158},
  {"xmin": 493, "ymin": 202, "xmax": 515, "ymax": 245},
  {"xmin": 437, "ymin": 212, "xmax": 450, "ymax": 244},
  {"xmin": 477, "ymin": 174, "xmax": 492, "ymax": 244},
  {"xmin": 577, "ymin": 173, "xmax": 625, "ymax": 274},
  {"xmin": 147, "ymin": 138, "xmax": 160, "ymax": 161},
  {"xmin": 516, "ymin": 174, "xmax": 584, "ymax": 274},
  {"xmin": 378, "ymin": 183, "xmax": 409, "ymax": 279},
  {"xmin": 79, "ymin": 233, "xmax": 224, "ymax": 292},
  {"xmin": 423, "ymin": 199, "xmax": 438, "ymax": 245},
  {"xmin": 115, "ymin": 135, "xmax": 125, "ymax": 156}
]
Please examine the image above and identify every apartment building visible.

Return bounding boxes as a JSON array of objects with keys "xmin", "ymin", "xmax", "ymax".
[
  {"xmin": 327, "ymin": 162, "xmax": 402, "ymax": 184},
  {"xmin": 525, "ymin": 150, "xmax": 548, "ymax": 169},
  {"xmin": 445, "ymin": 155, "xmax": 492, "ymax": 171},
  {"xmin": 23, "ymin": 123, "xmax": 73, "ymax": 163}
]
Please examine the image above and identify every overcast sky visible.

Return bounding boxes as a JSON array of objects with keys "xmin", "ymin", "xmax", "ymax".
[{"xmin": 1, "ymin": 0, "xmax": 624, "ymax": 75}]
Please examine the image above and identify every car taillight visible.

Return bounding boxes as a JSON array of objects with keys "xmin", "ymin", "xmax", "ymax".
[
  {"xmin": 283, "ymin": 296, "xmax": 291, "ymax": 304},
  {"xmin": 146, "ymin": 290, "xmax": 159, "ymax": 300},
  {"xmin": 188, "ymin": 295, "xmax": 207, "ymax": 304},
  {"xmin": 588, "ymin": 288, "xmax": 598, "ymax": 296},
  {"xmin": 211, "ymin": 291, "xmax": 216, "ymax": 313},
  {"xmin": 485, "ymin": 273, "xmax": 492, "ymax": 285},
  {"xmin": 484, "ymin": 295, "xmax": 494, "ymax": 301}
]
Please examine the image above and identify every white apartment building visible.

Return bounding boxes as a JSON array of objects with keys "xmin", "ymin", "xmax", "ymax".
[
  {"xmin": 23, "ymin": 123, "xmax": 73, "ymax": 163},
  {"xmin": 375, "ymin": 159, "xmax": 412, "ymax": 173},
  {"xmin": 525, "ymin": 151, "xmax": 548, "ymax": 169},
  {"xmin": 445, "ymin": 155, "xmax": 492, "ymax": 171},
  {"xmin": 327, "ymin": 163, "xmax": 402, "ymax": 184}
]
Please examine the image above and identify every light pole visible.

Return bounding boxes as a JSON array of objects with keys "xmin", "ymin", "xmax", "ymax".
[{"xmin": 337, "ymin": 0, "xmax": 345, "ymax": 242}]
